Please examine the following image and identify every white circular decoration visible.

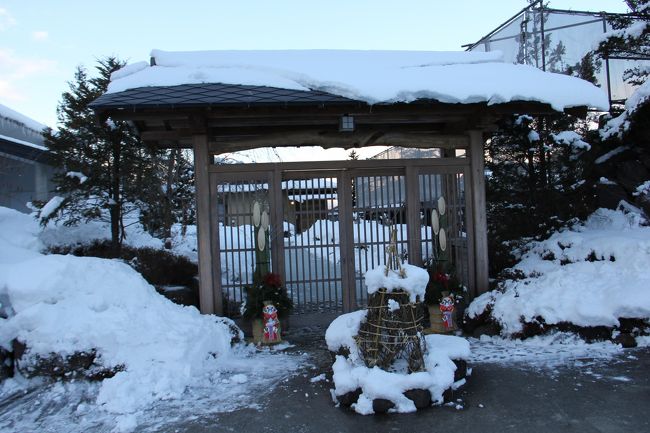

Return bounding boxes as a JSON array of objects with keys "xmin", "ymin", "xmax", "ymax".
[
  {"xmin": 257, "ymin": 227, "xmax": 266, "ymax": 251},
  {"xmin": 438, "ymin": 196, "xmax": 446, "ymax": 215},
  {"xmin": 261, "ymin": 211, "xmax": 270, "ymax": 230},
  {"xmin": 252, "ymin": 202, "xmax": 261, "ymax": 227},
  {"xmin": 431, "ymin": 209, "xmax": 440, "ymax": 235},
  {"xmin": 439, "ymin": 228, "xmax": 447, "ymax": 252}
]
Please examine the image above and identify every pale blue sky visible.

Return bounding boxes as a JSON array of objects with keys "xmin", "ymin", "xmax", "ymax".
[{"xmin": 0, "ymin": 0, "xmax": 629, "ymax": 130}]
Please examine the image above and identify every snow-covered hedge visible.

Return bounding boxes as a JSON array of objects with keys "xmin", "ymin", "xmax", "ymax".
[{"xmin": 468, "ymin": 208, "xmax": 650, "ymax": 336}]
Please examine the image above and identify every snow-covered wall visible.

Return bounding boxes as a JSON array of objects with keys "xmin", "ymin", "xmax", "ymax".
[{"xmin": 107, "ymin": 49, "xmax": 609, "ymax": 112}]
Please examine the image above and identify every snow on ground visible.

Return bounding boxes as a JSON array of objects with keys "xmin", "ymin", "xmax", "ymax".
[
  {"xmin": 467, "ymin": 208, "xmax": 650, "ymax": 335},
  {"xmin": 468, "ymin": 333, "xmax": 624, "ymax": 369},
  {"xmin": 39, "ymin": 214, "xmax": 165, "ymax": 252},
  {"xmin": 107, "ymin": 49, "xmax": 609, "ymax": 112},
  {"xmin": 0, "ymin": 206, "xmax": 304, "ymax": 432}
]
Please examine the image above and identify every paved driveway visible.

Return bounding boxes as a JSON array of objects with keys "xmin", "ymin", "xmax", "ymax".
[{"xmin": 167, "ymin": 327, "xmax": 650, "ymax": 433}]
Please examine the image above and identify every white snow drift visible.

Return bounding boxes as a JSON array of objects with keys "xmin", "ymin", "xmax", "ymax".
[
  {"xmin": 467, "ymin": 208, "xmax": 650, "ymax": 335},
  {"xmin": 0, "ymin": 206, "xmax": 301, "ymax": 426},
  {"xmin": 107, "ymin": 49, "xmax": 609, "ymax": 112}
]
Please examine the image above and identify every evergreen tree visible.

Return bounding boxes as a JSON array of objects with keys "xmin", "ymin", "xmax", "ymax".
[
  {"xmin": 595, "ymin": 0, "xmax": 649, "ymax": 86},
  {"xmin": 485, "ymin": 113, "xmax": 593, "ymax": 276},
  {"xmin": 140, "ymin": 149, "xmax": 195, "ymax": 244},
  {"xmin": 41, "ymin": 57, "xmax": 160, "ymax": 256}
]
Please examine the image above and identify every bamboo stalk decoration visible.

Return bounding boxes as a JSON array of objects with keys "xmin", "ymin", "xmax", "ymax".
[
  {"xmin": 252, "ymin": 200, "xmax": 270, "ymax": 281},
  {"xmin": 434, "ymin": 196, "xmax": 449, "ymax": 264},
  {"xmin": 384, "ymin": 227, "xmax": 406, "ymax": 278}
]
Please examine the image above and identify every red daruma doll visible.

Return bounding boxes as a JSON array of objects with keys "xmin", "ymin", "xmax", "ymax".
[
  {"xmin": 262, "ymin": 303, "xmax": 281, "ymax": 344},
  {"xmin": 439, "ymin": 294, "xmax": 456, "ymax": 332}
]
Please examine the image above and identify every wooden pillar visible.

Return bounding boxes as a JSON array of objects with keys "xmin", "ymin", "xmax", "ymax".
[
  {"xmin": 193, "ymin": 134, "xmax": 221, "ymax": 315},
  {"xmin": 468, "ymin": 130, "xmax": 489, "ymax": 297},
  {"xmin": 405, "ymin": 165, "xmax": 422, "ymax": 265},
  {"xmin": 338, "ymin": 170, "xmax": 356, "ymax": 312}
]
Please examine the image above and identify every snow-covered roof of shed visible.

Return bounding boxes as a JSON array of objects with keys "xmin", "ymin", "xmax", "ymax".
[
  {"xmin": 105, "ymin": 49, "xmax": 609, "ymax": 112},
  {"xmin": 0, "ymin": 103, "xmax": 47, "ymax": 134}
]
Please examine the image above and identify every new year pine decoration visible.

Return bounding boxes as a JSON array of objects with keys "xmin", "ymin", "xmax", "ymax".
[{"xmin": 356, "ymin": 228, "xmax": 427, "ymax": 373}]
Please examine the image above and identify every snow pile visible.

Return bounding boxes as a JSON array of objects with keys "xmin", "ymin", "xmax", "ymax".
[
  {"xmin": 469, "ymin": 333, "xmax": 624, "ymax": 367},
  {"xmin": 467, "ymin": 208, "xmax": 650, "ymax": 335},
  {"xmin": 364, "ymin": 263, "xmax": 429, "ymax": 302},
  {"xmin": 0, "ymin": 205, "xmax": 301, "ymax": 428},
  {"xmin": 601, "ymin": 79, "xmax": 650, "ymax": 139},
  {"xmin": 106, "ymin": 49, "xmax": 609, "ymax": 112},
  {"xmin": 39, "ymin": 213, "xmax": 165, "ymax": 252},
  {"xmin": 0, "ymin": 207, "xmax": 43, "ymax": 264},
  {"xmin": 326, "ymin": 310, "xmax": 470, "ymax": 415}
]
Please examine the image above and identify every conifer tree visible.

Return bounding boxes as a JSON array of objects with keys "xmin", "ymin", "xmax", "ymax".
[
  {"xmin": 41, "ymin": 57, "xmax": 160, "ymax": 256},
  {"xmin": 595, "ymin": 0, "xmax": 649, "ymax": 86}
]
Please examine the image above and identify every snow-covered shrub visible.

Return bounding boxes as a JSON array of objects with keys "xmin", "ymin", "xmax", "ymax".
[{"xmin": 467, "ymin": 208, "xmax": 650, "ymax": 338}]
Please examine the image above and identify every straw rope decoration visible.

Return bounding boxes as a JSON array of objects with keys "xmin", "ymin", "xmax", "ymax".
[{"xmin": 356, "ymin": 227, "xmax": 426, "ymax": 372}]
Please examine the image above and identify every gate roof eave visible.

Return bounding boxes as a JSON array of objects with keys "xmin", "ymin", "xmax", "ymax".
[{"xmin": 90, "ymin": 83, "xmax": 588, "ymax": 151}]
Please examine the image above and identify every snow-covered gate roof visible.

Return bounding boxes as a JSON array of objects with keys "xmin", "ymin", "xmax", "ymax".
[{"xmin": 90, "ymin": 49, "xmax": 608, "ymax": 152}]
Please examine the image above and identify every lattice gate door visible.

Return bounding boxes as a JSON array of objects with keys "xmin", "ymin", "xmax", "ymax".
[{"xmin": 212, "ymin": 160, "xmax": 471, "ymax": 318}]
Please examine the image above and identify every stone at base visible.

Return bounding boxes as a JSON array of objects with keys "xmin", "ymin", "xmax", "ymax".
[
  {"xmin": 337, "ymin": 388, "xmax": 362, "ymax": 407},
  {"xmin": 0, "ymin": 346, "xmax": 13, "ymax": 380},
  {"xmin": 404, "ymin": 389, "xmax": 432, "ymax": 409},
  {"xmin": 453, "ymin": 359, "xmax": 468, "ymax": 381},
  {"xmin": 614, "ymin": 333, "xmax": 637, "ymax": 348},
  {"xmin": 372, "ymin": 398, "xmax": 395, "ymax": 414}
]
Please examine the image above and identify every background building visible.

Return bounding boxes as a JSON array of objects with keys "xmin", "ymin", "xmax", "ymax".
[
  {"xmin": 464, "ymin": 0, "xmax": 649, "ymax": 105},
  {"xmin": 0, "ymin": 104, "xmax": 54, "ymax": 213}
]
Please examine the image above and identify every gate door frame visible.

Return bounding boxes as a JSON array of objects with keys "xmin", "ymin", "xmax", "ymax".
[{"xmin": 209, "ymin": 156, "xmax": 472, "ymax": 316}]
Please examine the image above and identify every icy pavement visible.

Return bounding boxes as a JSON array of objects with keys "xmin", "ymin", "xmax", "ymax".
[
  {"xmin": 468, "ymin": 332, "xmax": 640, "ymax": 370},
  {"xmin": 0, "ymin": 344, "xmax": 308, "ymax": 433}
]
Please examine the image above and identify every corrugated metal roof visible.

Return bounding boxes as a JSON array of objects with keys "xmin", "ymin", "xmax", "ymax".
[{"xmin": 90, "ymin": 83, "xmax": 359, "ymax": 110}]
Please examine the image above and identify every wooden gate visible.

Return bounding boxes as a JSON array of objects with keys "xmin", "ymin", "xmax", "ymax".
[{"xmin": 210, "ymin": 158, "xmax": 472, "ymax": 317}]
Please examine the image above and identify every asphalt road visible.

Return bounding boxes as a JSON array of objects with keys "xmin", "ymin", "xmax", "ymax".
[{"xmin": 163, "ymin": 328, "xmax": 650, "ymax": 433}]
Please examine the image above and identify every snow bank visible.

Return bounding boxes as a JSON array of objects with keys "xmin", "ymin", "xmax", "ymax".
[
  {"xmin": 0, "ymin": 249, "xmax": 240, "ymax": 417},
  {"xmin": 601, "ymin": 79, "xmax": 650, "ymax": 139},
  {"xmin": 0, "ymin": 207, "xmax": 43, "ymax": 264},
  {"xmin": 467, "ymin": 208, "xmax": 650, "ymax": 335},
  {"xmin": 0, "ymin": 206, "xmax": 257, "ymax": 418},
  {"xmin": 326, "ymin": 310, "xmax": 470, "ymax": 414},
  {"xmin": 364, "ymin": 263, "xmax": 429, "ymax": 302},
  {"xmin": 106, "ymin": 49, "xmax": 609, "ymax": 112}
]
